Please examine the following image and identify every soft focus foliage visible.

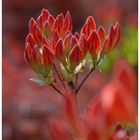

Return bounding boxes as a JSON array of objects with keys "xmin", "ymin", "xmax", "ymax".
[{"xmin": 47, "ymin": 60, "xmax": 137, "ymax": 140}]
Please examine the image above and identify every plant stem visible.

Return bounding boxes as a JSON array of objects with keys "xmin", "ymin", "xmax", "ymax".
[
  {"xmin": 76, "ymin": 68, "xmax": 95, "ymax": 94},
  {"xmin": 68, "ymin": 81, "xmax": 75, "ymax": 93},
  {"xmin": 53, "ymin": 64, "xmax": 67, "ymax": 91},
  {"xmin": 75, "ymin": 74, "xmax": 78, "ymax": 90},
  {"xmin": 50, "ymin": 84, "xmax": 64, "ymax": 96}
]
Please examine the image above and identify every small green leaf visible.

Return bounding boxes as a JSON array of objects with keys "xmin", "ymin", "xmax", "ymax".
[{"xmin": 30, "ymin": 78, "xmax": 46, "ymax": 86}]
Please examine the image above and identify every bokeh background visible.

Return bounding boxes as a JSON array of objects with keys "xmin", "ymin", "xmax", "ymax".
[{"xmin": 2, "ymin": 0, "xmax": 138, "ymax": 139}]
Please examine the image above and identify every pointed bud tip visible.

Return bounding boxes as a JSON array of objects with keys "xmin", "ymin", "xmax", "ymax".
[{"xmin": 41, "ymin": 8, "xmax": 50, "ymax": 14}]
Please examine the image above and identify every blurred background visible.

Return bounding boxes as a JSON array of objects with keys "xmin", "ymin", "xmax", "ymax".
[{"xmin": 2, "ymin": 0, "xmax": 138, "ymax": 139}]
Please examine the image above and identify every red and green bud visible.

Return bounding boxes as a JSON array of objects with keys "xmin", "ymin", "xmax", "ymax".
[
  {"xmin": 52, "ymin": 12, "xmax": 73, "ymax": 38},
  {"xmin": 24, "ymin": 43, "xmax": 33, "ymax": 65},
  {"xmin": 29, "ymin": 17, "xmax": 36, "ymax": 33},
  {"xmin": 55, "ymin": 39, "xmax": 66, "ymax": 65},
  {"xmin": 81, "ymin": 16, "xmax": 96, "ymax": 38},
  {"xmin": 74, "ymin": 32, "xmax": 80, "ymax": 40},
  {"xmin": 25, "ymin": 33, "xmax": 36, "ymax": 48},
  {"xmin": 29, "ymin": 21, "xmax": 43, "ymax": 46},
  {"xmin": 63, "ymin": 11, "xmax": 72, "ymax": 33},
  {"xmin": 97, "ymin": 26, "xmax": 106, "ymax": 45},
  {"xmin": 63, "ymin": 33, "xmax": 72, "ymax": 56},
  {"xmin": 101, "ymin": 22, "xmax": 120, "ymax": 56},
  {"xmin": 51, "ymin": 30, "xmax": 59, "ymax": 50},
  {"xmin": 88, "ymin": 31, "xmax": 100, "ymax": 60},
  {"xmin": 24, "ymin": 44, "xmax": 42, "ymax": 73},
  {"xmin": 79, "ymin": 34, "xmax": 88, "ymax": 57},
  {"xmin": 69, "ymin": 44, "xmax": 83, "ymax": 71},
  {"xmin": 31, "ymin": 46, "xmax": 41, "ymax": 65},
  {"xmin": 41, "ymin": 8, "xmax": 50, "ymax": 22},
  {"xmin": 113, "ymin": 22, "xmax": 120, "ymax": 46},
  {"xmin": 42, "ymin": 44, "xmax": 54, "ymax": 73}
]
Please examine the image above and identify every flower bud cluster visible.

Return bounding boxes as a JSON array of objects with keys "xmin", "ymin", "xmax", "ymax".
[{"xmin": 24, "ymin": 9, "xmax": 120, "ymax": 84}]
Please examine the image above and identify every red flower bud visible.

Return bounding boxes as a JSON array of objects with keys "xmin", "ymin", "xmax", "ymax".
[
  {"xmin": 43, "ymin": 21, "xmax": 51, "ymax": 36},
  {"xmin": 63, "ymin": 11, "xmax": 72, "ymax": 32},
  {"xmin": 51, "ymin": 30, "xmax": 59, "ymax": 50},
  {"xmin": 25, "ymin": 33, "xmax": 35, "ymax": 48},
  {"xmin": 100, "ymin": 37, "xmax": 110, "ymax": 56},
  {"xmin": 97, "ymin": 26, "xmax": 106, "ymax": 44},
  {"xmin": 63, "ymin": 33, "xmax": 72, "ymax": 56},
  {"xmin": 70, "ymin": 36, "xmax": 78, "ymax": 47},
  {"xmin": 42, "ymin": 36, "xmax": 50, "ymax": 47},
  {"xmin": 37, "ymin": 14, "xmax": 43, "ymax": 30},
  {"xmin": 113, "ymin": 22, "xmax": 120, "ymax": 46},
  {"xmin": 88, "ymin": 31, "xmax": 100, "ymax": 59},
  {"xmin": 79, "ymin": 34, "xmax": 88, "ymax": 57},
  {"xmin": 108, "ymin": 25, "xmax": 116, "ymax": 48},
  {"xmin": 52, "ymin": 13, "xmax": 64, "ymax": 36},
  {"xmin": 69, "ymin": 44, "xmax": 83, "ymax": 70},
  {"xmin": 52, "ymin": 12, "xmax": 73, "ymax": 38},
  {"xmin": 42, "ymin": 45, "xmax": 54, "ymax": 73},
  {"xmin": 100, "ymin": 22, "xmax": 120, "ymax": 56},
  {"xmin": 29, "ymin": 17, "xmax": 36, "ymax": 33},
  {"xmin": 24, "ymin": 43, "xmax": 33, "ymax": 65},
  {"xmin": 48, "ymin": 15, "xmax": 55, "ymax": 28},
  {"xmin": 31, "ymin": 46, "xmax": 41, "ymax": 65},
  {"xmin": 41, "ymin": 8, "xmax": 50, "ymax": 22},
  {"xmin": 74, "ymin": 32, "xmax": 80, "ymax": 40},
  {"xmin": 64, "ymin": 35, "xmax": 78, "ymax": 58},
  {"xmin": 29, "ymin": 23, "xmax": 43, "ymax": 46},
  {"xmin": 55, "ymin": 39, "xmax": 66, "ymax": 65},
  {"xmin": 81, "ymin": 16, "xmax": 96, "ymax": 38},
  {"xmin": 24, "ymin": 44, "xmax": 42, "ymax": 73}
]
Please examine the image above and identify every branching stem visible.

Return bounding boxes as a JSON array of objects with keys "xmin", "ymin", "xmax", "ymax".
[
  {"xmin": 53, "ymin": 64, "xmax": 67, "ymax": 91},
  {"xmin": 50, "ymin": 84, "xmax": 64, "ymax": 96},
  {"xmin": 76, "ymin": 67, "xmax": 95, "ymax": 94}
]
